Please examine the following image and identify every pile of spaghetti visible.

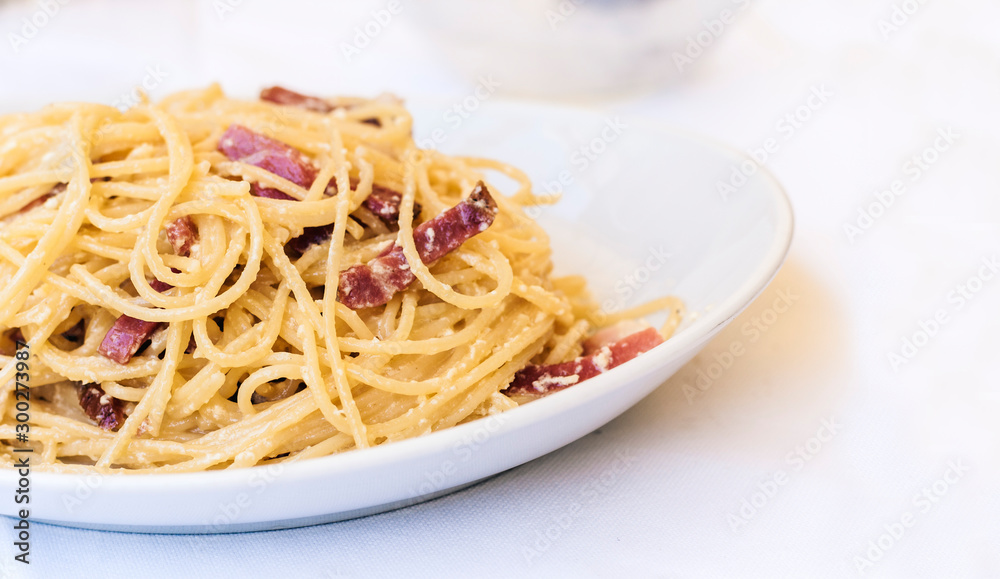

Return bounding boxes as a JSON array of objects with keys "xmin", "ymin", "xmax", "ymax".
[{"xmin": 0, "ymin": 86, "xmax": 681, "ymax": 473}]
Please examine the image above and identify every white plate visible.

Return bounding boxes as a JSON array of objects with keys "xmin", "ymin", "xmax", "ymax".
[{"xmin": 0, "ymin": 100, "xmax": 793, "ymax": 533}]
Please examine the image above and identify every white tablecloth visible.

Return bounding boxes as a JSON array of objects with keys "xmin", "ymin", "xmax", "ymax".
[{"xmin": 1, "ymin": 0, "xmax": 997, "ymax": 577}]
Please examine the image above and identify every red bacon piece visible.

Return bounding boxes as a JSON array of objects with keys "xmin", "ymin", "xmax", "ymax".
[
  {"xmin": 97, "ymin": 315, "xmax": 162, "ymax": 365},
  {"xmin": 260, "ymin": 86, "xmax": 381, "ymax": 126},
  {"xmin": 91, "ymin": 213, "xmax": 196, "ymax": 439},
  {"xmin": 323, "ymin": 180, "xmax": 419, "ymax": 225},
  {"xmin": 77, "ymin": 383, "xmax": 126, "ymax": 431},
  {"xmin": 218, "ymin": 123, "xmax": 416, "ymax": 254},
  {"xmin": 581, "ymin": 319, "xmax": 649, "ymax": 355},
  {"xmin": 16, "ymin": 182, "xmax": 64, "ymax": 215},
  {"xmin": 502, "ymin": 327, "xmax": 664, "ymax": 398},
  {"xmin": 166, "ymin": 216, "xmax": 198, "ymax": 256},
  {"xmin": 97, "ymin": 212, "xmax": 195, "ymax": 365},
  {"xmin": 217, "ymin": 125, "xmax": 317, "ymax": 187},
  {"xmin": 338, "ymin": 181, "xmax": 498, "ymax": 309},
  {"xmin": 98, "ymin": 277, "xmax": 176, "ymax": 364},
  {"xmin": 97, "ymin": 235, "xmax": 186, "ymax": 364},
  {"xmin": 261, "ymin": 86, "xmax": 335, "ymax": 113},
  {"xmin": 285, "ymin": 182, "xmax": 421, "ymax": 257},
  {"xmin": 150, "ymin": 279, "xmax": 173, "ymax": 293},
  {"xmin": 252, "ymin": 187, "xmax": 296, "ymax": 201},
  {"xmin": 286, "ymin": 225, "xmax": 336, "ymax": 257},
  {"xmin": 218, "ymin": 124, "xmax": 318, "ymax": 200},
  {"xmin": 218, "ymin": 125, "xmax": 405, "ymax": 218},
  {"xmin": 19, "ymin": 192, "xmax": 54, "ymax": 213},
  {"xmin": 336, "ymin": 248, "xmax": 415, "ymax": 310},
  {"xmin": 365, "ymin": 183, "xmax": 409, "ymax": 222}
]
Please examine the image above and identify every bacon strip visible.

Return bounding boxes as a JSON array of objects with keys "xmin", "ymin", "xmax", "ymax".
[
  {"xmin": 502, "ymin": 327, "xmax": 664, "ymax": 398},
  {"xmin": 150, "ymin": 279, "xmax": 174, "ymax": 293},
  {"xmin": 97, "ymin": 279, "xmax": 176, "ymax": 364},
  {"xmin": 581, "ymin": 319, "xmax": 650, "ymax": 354},
  {"xmin": 261, "ymin": 86, "xmax": 335, "ymax": 113},
  {"xmin": 217, "ymin": 125, "xmax": 318, "ymax": 188},
  {"xmin": 218, "ymin": 124, "xmax": 416, "ymax": 254},
  {"xmin": 286, "ymin": 182, "xmax": 421, "ymax": 257},
  {"xmin": 97, "ymin": 219, "xmax": 195, "ymax": 365},
  {"xmin": 166, "ymin": 215, "xmax": 198, "ymax": 256},
  {"xmin": 15, "ymin": 182, "xmax": 64, "ymax": 215},
  {"xmin": 338, "ymin": 181, "xmax": 498, "ymax": 309},
  {"xmin": 19, "ymin": 193, "xmax": 54, "ymax": 213},
  {"xmin": 323, "ymin": 179, "xmax": 420, "ymax": 224},
  {"xmin": 97, "ymin": 315, "xmax": 161, "ymax": 365},
  {"xmin": 77, "ymin": 383, "xmax": 126, "ymax": 431},
  {"xmin": 365, "ymin": 183, "xmax": 410, "ymax": 222},
  {"xmin": 286, "ymin": 225, "xmax": 336, "ymax": 257},
  {"xmin": 218, "ymin": 124, "xmax": 318, "ymax": 201},
  {"xmin": 260, "ymin": 86, "xmax": 381, "ymax": 126}
]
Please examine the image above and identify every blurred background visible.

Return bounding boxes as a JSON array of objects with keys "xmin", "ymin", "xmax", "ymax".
[{"xmin": 1, "ymin": 0, "xmax": 999, "ymax": 577}]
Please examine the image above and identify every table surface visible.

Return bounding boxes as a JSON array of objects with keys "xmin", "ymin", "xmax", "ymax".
[{"xmin": 1, "ymin": 0, "xmax": 997, "ymax": 577}]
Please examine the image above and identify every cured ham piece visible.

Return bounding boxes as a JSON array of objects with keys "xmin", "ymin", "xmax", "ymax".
[
  {"xmin": 322, "ymin": 179, "xmax": 419, "ymax": 225},
  {"xmin": 260, "ymin": 86, "xmax": 335, "ymax": 113},
  {"xmin": 165, "ymin": 215, "xmax": 197, "ymax": 256},
  {"xmin": 97, "ymin": 219, "xmax": 196, "ymax": 364},
  {"xmin": 285, "ymin": 182, "xmax": 420, "ymax": 257},
  {"xmin": 337, "ymin": 181, "xmax": 498, "ymax": 310},
  {"xmin": 285, "ymin": 225, "xmax": 337, "ymax": 258},
  {"xmin": 218, "ymin": 124, "xmax": 416, "ymax": 254},
  {"xmin": 97, "ymin": 315, "xmax": 162, "ymax": 365},
  {"xmin": 217, "ymin": 124, "xmax": 318, "ymax": 200},
  {"xmin": 77, "ymin": 382, "xmax": 126, "ymax": 431},
  {"xmin": 16, "ymin": 183, "xmax": 64, "ymax": 214},
  {"xmin": 260, "ymin": 86, "xmax": 382, "ymax": 126},
  {"xmin": 363, "ymin": 183, "xmax": 409, "ymax": 223},
  {"xmin": 502, "ymin": 326, "xmax": 664, "ymax": 398}
]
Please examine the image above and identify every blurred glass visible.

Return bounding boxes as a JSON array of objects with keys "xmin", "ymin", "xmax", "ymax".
[{"xmin": 409, "ymin": 0, "xmax": 739, "ymax": 98}]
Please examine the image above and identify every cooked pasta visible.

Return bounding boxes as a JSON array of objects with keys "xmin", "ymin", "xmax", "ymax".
[{"xmin": 0, "ymin": 85, "xmax": 682, "ymax": 473}]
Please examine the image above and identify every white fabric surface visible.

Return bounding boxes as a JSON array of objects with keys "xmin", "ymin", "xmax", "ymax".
[{"xmin": 1, "ymin": 0, "xmax": 998, "ymax": 577}]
